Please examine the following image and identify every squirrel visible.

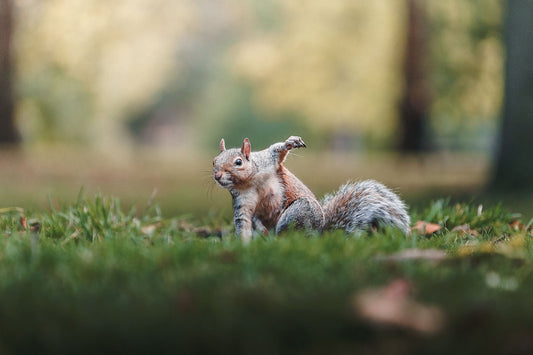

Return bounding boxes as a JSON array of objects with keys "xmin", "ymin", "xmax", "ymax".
[{"xmin": 213, "ymin": 136, "xmax": 410, "ymax": 242}]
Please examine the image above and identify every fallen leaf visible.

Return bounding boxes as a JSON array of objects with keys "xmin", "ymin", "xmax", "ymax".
[
  {"xmin": 377, "ymin": 248, "xmax": 448, "ymax": 262},
  {"xmin": 412, "ymin": 221, "xmax": 441, "ymax": 235},
  {"xmin": 509, "ymin": 220, "xmax": 525, "ymax": 231},
  {"xmin": 19, "ymin": 216, "xmax": 41, "ymax": 233},
  {"xmin": 451, "ymin": 224, "xmax": 479, "ymax": 237},
  {"xmin": 353, "ymin": 279, "xmax": 445, "ymax": 334},
  {"xmin": 20, "ymin": 216, "xmax": 27, "ymax": 230}
]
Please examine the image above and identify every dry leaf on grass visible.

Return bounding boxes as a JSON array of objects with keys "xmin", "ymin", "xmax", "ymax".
[
  {"xmin": 19, "ymin": 216, "xmax": 27, "ymax": 230},
  {"xmin": 353, "ymin": 279, "xmax": 445, "ymax": 334},
  {"xmin": 412, "ymin": 221, "xmax": 441, "ymax": 235},
  {"xmin": 18, "ymin": 216, "xmax": 41, "ymax": 233},
  {"xmin": 509, "ymin": 220, "xmax": 526, "ymax": 231}
]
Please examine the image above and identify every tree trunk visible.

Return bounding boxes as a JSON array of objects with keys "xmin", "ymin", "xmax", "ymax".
[
  {"xmin": 398, "ymin": 0, "xmax": 429, "ymax": 152},
  {"xmin": 0, "ymin": 0, "xmax": 19, "ymax": 145},
  {"xmin": 491, "ymin": 0, "xmax": 533, "ymax": 190}
]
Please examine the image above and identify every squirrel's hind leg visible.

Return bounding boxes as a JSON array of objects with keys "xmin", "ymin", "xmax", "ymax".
[{"xmin": 275, "ymin": 197, "xmax": 325, "ymax": 234}]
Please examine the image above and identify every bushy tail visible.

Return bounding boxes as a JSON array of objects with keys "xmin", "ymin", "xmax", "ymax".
[{"xmin": 321, "ymin": 180, "xmax": 411, "ymax": 234}]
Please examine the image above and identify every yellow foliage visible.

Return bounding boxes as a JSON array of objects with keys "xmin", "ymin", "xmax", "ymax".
[
  {"xmin": 11, "ymin": 0, "xmax": 504, "ymax": 147},
  {"xmin": 232, "ymin": 0, "xmax": 406, "ymax": 134},
  {"xmin": 425, "ymin": 0, "xmax": 503, "ymax": 125},
  {"xmin": 14, "ymin": 0, "xmax": 194, "ymax": 146}
]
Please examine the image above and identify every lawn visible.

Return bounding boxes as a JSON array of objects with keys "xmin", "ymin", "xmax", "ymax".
[{"xmin": 1, "ymin": 195, "xmax": 532, "ymax": 354}]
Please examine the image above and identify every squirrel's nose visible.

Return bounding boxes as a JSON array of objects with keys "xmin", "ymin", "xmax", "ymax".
[{"xmin": 214, "ymin": 171, "xmax": 223, "ymax": 181}]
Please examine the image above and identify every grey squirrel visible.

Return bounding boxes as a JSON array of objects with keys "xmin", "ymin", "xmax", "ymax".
[{"xmin": 213, "ymin": 136, "xmax": 410, "ymax": 242}]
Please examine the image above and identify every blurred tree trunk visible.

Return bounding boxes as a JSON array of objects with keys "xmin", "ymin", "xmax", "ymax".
[
  {"xmin": 492, "ymin": 0, "xmax": 533, "ymax": 190},
  {"xmin": 0, "ymin": 0, "xmax": 19, "ymax": 145},
  {"xmin": 398, "ymin": 0, "xmax": 429, "ymax": 152}
]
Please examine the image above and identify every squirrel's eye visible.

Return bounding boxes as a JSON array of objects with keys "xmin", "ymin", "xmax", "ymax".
[{"xmin": 234, "ymin": 158, "xmax": 243, "ymax": 166}]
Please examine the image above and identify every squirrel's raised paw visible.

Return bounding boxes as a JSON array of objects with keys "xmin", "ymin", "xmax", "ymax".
[{"xmin": 285, "ymin": 136, "xmax": 306, "ymax": 149}]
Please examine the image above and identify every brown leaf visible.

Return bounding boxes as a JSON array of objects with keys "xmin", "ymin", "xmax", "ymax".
[
  {"xmin": 509, "ymin": 220, "xmax": 525, "ymax": 231},
  {"xmin": 353, "ymin": 279, "xmax": 445, "ymax": 334},
  {"xmin": 412, "ymin": 221, "xmax": 441, "ymax": 235},
  {"xmin": 19, "ymin": 216, "xmax": 41, "ymax": 233},
  {"xmin": 451, "ymin": 224, "xmax": 479, "ymax": 237},
  {"xmin": 19, "ymin": 216, "xmax": 27, "ymax": 230}
]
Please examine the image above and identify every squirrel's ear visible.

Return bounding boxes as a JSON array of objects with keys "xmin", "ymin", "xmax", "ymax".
[
  {"xmin": 219, "ymin": 138, "xmax": 226, "ymax": 152},
  {"xmin": 241, "ymin": 138, "xmax": 251, "ymax": 160}
]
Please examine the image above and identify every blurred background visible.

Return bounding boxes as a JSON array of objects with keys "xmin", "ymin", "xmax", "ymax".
[{"xmin": 1, "ymin": 0, "xmax": 532, "ymax": 221}]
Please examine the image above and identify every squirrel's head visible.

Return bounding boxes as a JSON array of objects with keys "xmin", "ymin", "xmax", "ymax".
[{"xmin": 213, "ymin": 138, "xmax": 253, "ymax": 189}]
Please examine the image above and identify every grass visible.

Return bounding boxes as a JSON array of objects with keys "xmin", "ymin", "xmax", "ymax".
[{"xmin": 1, "ymin": 195, "xmax": 533, "ymax": 354}]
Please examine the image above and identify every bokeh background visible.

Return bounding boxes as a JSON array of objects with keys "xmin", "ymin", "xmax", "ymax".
[{"xmin": 1, "ymin": 0, "xmax": 532, "ymax": 221}]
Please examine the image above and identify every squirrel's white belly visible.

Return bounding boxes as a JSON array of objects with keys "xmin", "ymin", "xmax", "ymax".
[{"xmin": 254, "ymin": 175, "xmax": 285, "ymax": 228}]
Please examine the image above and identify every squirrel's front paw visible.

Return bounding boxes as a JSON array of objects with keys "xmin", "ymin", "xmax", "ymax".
[{"xmin": 285, "ymin": 136, "xmax": 306, "ymax": 149}]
